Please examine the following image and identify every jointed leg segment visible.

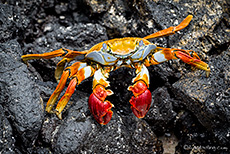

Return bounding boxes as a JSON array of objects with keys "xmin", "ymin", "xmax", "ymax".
[
  {"xmin": 54, "ymin": 65, "xmax": 95, "ymax": 119},
  {"xmin": 55, "ymin": 58, "xmax": 73, "ymax": 82},
  {"xmin": 21, "ymin": 48, "xmax": 87, "ymax": 62},
  {"xmin": 144, "ymin": 47, "xmax": 210, "ymax": 77},
  {"xmin": 21, "ymin": 48, "xmax": 88, "ymax": 81},
  {"xmin": 144, "ymin": 15, "xmax": 193, "ymax": 40},
  {"xmin": 44, "ymin": 61, "xmax": 95, "ymax": 120}
]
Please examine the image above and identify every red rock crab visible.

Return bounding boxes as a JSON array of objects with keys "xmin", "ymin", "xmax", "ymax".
[{"xmin": 22, "ymin": 15, "xmax": 210, "ymax": 125}]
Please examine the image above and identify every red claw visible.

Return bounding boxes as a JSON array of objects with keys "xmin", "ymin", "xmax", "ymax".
[
  {"xmin": 88, "ymin": 85, "xmax": 113, "ymax": 125},
  {"xmin": 128, "ymin": 81, "xmax": 152, "ymax": 118}
]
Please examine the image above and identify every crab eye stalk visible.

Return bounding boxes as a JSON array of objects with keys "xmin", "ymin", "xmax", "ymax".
[
  {"xmin": 102, "ymin": 43, "xmax": 107, "ymax": 50},
  {"xmin": 139, "ymin": 40, "xmax": 143, "ymax": 47}
]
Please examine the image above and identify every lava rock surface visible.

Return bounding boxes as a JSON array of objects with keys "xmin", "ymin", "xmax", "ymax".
[{"xmin": 0, "ymin": 0, "xmax": 229, "ymax": 154}]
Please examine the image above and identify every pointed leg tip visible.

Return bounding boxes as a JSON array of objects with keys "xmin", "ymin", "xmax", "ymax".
[
  {"xmin": 206, "ymin": 70, "xmax": 210, "ymax": 78},
  {"xmin": 46, "ymin": 106, "xmax": 52, "ymax": 113},
  {"xmin": 55, "ymin": 111, "xmax": 62, "ymax": 119},
  {"xmin": 188, "ymin": 15, "xmax": 193, "ymax": 18}
]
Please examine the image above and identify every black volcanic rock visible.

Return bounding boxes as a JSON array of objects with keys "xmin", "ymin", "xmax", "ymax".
[{"xmin": 0, "ymin": 0, "xmax": 229, "ymax": 153}]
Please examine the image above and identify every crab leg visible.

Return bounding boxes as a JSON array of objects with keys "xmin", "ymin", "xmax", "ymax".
[
  {"xmin": 45, "ymin": 62, "xmax": 89, "ymax": 114},
  {"xmin": 21, "ymin": 48, "xmax": 87, "ymax": 62},
  {"xmin": 88, "ymin": 69, "xmax": 114, "ymax": 125},
  {"xmin": 128, "ymin": 65, "xmax": 152, "ymax": 118},
  {"xmin": 144, "ymin": 47, "xmax": 210, "ymax": 77},
  {"xmin": 55, "ymin": 58, "xmax": 74, "ymax": 82},
  {"xmin": 54, "ymin": 65, "xmax": 95, "ymax": 119},
  {"xmin": 143, "ymin": 15, "xmax": 193, "ymax": 40},
  {"xmin": 21, "ymin": 48, "xmax": 87, "ymax": 81}
]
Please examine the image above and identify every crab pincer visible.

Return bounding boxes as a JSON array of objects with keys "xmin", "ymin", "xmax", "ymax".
[
  {"xmin": 128, "ymin": 65, "xmax": 152, "ymax": 118},
  {"xmin": 88, "ymin": 85, "xmax": 113, "ymax": 125},
  {"xmin": 88, "ymin": 69, "xmax": 114, "ymax": 125},
  {"xmin": 128, "ymin": 81, "xmax": 152, "ymax": 118}
]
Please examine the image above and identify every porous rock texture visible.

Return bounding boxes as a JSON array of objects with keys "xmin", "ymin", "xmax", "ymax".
[{"xmin": 0, "ymin": 0, "xmax": 229, "ymax": 154}]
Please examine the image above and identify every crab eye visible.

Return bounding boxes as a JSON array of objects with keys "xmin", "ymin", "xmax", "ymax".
[
  {"xmin": 139, "ymin": 40, "xmax": 143, "ymax": 46},
  {"xmin": 103, "ymin": 43, "xmax": 107, "ymax": 50}
]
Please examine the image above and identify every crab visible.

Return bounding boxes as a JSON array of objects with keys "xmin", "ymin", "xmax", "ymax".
[{"xmin": 22, "ymin": 15, "xmax": 210, "ymax": 125}]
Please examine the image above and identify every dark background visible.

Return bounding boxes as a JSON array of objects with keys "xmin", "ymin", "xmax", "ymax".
[{"xmin": 0, "ymin": 0, "xmax": 229, "ymax": 153}]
